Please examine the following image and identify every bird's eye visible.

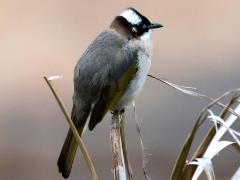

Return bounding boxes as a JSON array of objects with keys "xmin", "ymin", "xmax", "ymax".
[
  {"xmin": 142, "ymin": 24, "xmax": 148, "ymax": 30},
  {"xmin": 132, "ymin": 27, "xmax": 138, "ymax": 33}
]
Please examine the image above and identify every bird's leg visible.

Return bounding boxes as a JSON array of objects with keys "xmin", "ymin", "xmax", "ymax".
[{"xmin": 111, "ymin": 109, "xmax": 125, "ymax": 128}]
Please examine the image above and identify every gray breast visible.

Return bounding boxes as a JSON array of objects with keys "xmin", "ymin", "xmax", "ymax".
[{"xmin": 112, "ymin": 38, "xmax": 152, "ymax": 110}]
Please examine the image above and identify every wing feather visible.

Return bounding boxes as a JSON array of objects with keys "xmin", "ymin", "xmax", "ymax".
[{"xmin": 73, "ymin": 29, "xmax": 138, "ymax": 130}]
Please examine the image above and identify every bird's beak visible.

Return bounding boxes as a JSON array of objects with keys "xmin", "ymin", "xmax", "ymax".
[{"xmin": 147, "ymin": 23, "xmax": 163, "ymax": 29}]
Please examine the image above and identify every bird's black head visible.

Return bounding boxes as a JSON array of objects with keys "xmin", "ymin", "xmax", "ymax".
[{"xmin": 111, "ymin": 8, "xmax": 163, "ymax": 39}]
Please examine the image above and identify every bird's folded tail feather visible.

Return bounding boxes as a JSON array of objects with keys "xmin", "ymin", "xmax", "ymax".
[{"xmin": 57, "ymin": 105, "xmax": 90, "ymax": 178}]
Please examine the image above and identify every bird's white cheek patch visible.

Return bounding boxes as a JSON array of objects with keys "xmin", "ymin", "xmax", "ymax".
[{"xmin": 120, "ymin": 9, "xmax": 141, "ymax": 25}]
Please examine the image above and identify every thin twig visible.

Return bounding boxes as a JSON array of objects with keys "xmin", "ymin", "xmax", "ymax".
[
  {"xmin": 43, "ymin": 76, "xmax": 98, "ymax": 180},
  {"xmin": 133, "ymin": 103, "xmax": 151, "ymax": 180},
  {"xmin": 111, "ymin": 111, "xmax": 127, "ymax": 180},
  {"xmin": 120, "ymin": 115, "xmax": 135, "ymax": 180}
]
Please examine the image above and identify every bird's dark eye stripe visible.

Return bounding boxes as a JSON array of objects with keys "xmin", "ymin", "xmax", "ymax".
[{"xmin": 142, "ymin": 24, "xmax": 147, "ymax": 29}]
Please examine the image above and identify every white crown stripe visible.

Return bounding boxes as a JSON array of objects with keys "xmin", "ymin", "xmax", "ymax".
[{"xmin": 120, "ymin": 9, "xmax": 142, "ymax": 25}]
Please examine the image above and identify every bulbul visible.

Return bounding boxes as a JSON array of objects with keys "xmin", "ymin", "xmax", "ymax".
[{"xmin": 57, "ymin": 7, "xmax": 162, "ymax": 178}]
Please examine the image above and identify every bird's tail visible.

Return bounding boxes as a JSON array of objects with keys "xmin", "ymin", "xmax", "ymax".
[{"xmin": 57, "ymin": 105, "xmax": 90, "ymax": 178}]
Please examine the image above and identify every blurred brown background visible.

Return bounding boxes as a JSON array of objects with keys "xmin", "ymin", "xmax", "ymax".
[{"xmin": 1, "ymin": 0, "xmax": 240, "ymax": 179}]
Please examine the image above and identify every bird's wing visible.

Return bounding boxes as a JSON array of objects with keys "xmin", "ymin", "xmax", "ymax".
[
  {"xmin": 88, "ymin": 61, "xmax": 138, "ymax": 130},
  {"xmin": 73, "ymin": 29, "xmax": 139, "ymax": 130}
]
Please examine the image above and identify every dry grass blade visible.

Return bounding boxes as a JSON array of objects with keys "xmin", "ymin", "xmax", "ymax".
[
  {"xmin": 148, "ymin": 74, "xmax": 240, "ymax": 179},
  {"xmin": 147, "ymin": 74, "xmax": 198, "ymax": 96},
  {"xmin": 148, "ymin": 74, "xmax": 240, "ymax": 120},
  {"xmin": 47, "ymin": 75, "xmax": 64, "ymax": 81},
  {"xmin": 43, "ymin": 76, "xmax": 98, "ymax": 180},
  {"xmin": 192, "ymin": 100, "xmax": 240, "ymax": 179},
  {"xmin": 188, "ymin": 158, "xmax": 215, "ymax": 180},
  {"xmin": 207, "ymin": 111, "xmax": 240, "ymax": 145},
  {"xmin": 206, "ymin": 141, "xmax": 236, "ymax": 158},
  {"xmin": 196, "ymin": 92, "xmax": 240, "ymax": 123},
  {"xmin": 185, "ymin": 94, "xmax": 240, "ymax": 177},
  {"xmin": 170, "ymin": 113, "xmax": 205, "ymax": 180},
  {"xmin": 133, "ymin": 103, "xmax": 151, "ymax": 180}
]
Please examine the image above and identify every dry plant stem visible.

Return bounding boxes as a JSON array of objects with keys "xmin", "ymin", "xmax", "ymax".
[
  {"xmin": 43, "ymin": 76, "xmax": 98, "ymax": 180},
  {"xmin": 111, "ymin": 111, "xmax": 127, "ymax": 180},
  {"xmin": 133, "ymin": 104, "xmax": 151, "ymax": 180},
  {"xmin": 120, "ymin": 116, "xmax": 135, "ymax": 180}
]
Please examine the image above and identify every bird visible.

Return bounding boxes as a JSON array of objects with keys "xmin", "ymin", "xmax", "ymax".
[{"xmin": 57, "ymin": 7, "xmax": 162, "ymax": 178}]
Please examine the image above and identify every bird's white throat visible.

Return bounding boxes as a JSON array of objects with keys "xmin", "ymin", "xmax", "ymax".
[{"xmin": 141, "ymin": 31, "xmax": 151, "ymax": 40}]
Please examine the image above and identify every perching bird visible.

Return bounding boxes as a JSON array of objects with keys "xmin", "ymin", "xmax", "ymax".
[{"xmin": 57, "ymin": 7, "xmax": 162, "ymax": 178}]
